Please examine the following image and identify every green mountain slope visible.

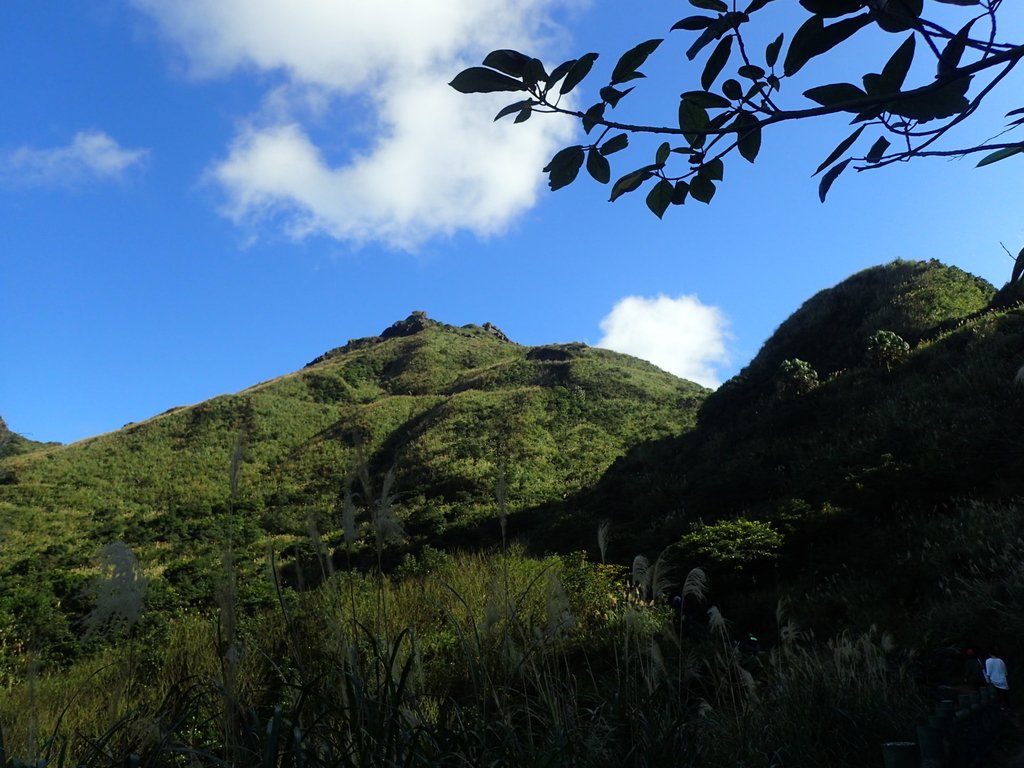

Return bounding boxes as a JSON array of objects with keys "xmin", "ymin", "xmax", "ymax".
[
  {"xmin": 583, "ymin": 260, "xmax": 1023, "ymax": 569},
  {"xmin": 4, "ymin": 261, "xmax": 1020, "ymax": 667},
  {"xmin": 0, "ymin": 416, "xmax": 55, "ymax": 460},
  {"xmin": 0, "ymin": 313, "xmax": 706, "ymax": 663},
  {"xmin": 701, "ymin": 259, "xmax": 994, "ymax": 424}
]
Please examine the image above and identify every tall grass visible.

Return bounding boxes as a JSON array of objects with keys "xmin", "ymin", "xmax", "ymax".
[
  {"xmin": 0, "ymin": 543, "xmax": 935, "ymax": 768},
  {"xmin": 19, "ymin": 489, "xmax": 1024, "ymax": 767}
]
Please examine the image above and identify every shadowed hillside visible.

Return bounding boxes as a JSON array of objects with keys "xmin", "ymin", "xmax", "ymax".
[
  {"xmin": 575, "ymin": 260, "xmax": 1023, "ymax": 632},
  {"xmin": 700, "ymin": 259, "xmax": 995, "ymax": 425}
]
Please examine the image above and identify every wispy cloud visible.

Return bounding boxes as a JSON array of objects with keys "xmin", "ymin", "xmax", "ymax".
[
  {"xmin": 598, "ymin": 295, "xmax": 731, "ymax": 387},
  {"xmin": 5, "ymin": 131, "xmax": 148, "ymax": 187},
  {"xmin": 132, "ymin": 0, "xmax": 578, "ymax": 249}
]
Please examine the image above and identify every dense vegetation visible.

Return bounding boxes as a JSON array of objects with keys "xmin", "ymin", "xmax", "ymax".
[
  {"xmin": 3, "ymin": 261, "xmax": 1024, "ymax": 766},
  {"xmin": 0, "ymin": 416, "xmax": 53, "ymax": 460},
  {"xmin": 0, "ymin": 313, "xmax": 705, "ymax": 670}
]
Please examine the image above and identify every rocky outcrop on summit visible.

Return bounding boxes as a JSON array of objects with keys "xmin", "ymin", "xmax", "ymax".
[
  {"xmin": 306, "ymin": 313, "xmax": 514, "ymax": 368},
  {"xmin": 482, "ymin": 322, "xmax": 510, "ymax": 342},
  {"xmin": 380, "ymin": 311, "xmax": 434, "ymax": 339}
]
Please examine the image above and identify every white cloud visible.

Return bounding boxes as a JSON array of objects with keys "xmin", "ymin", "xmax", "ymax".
[
  {"xmin": 5, "ymin": 131, "xmax": 148, "ymax": 186},
  {"xmin": 598, "ymin": 295, "xmax": 731, "ymax": 387},
  {"xmin": 133, "ymin": 0, "xmax": 579, "ymax": 249}
]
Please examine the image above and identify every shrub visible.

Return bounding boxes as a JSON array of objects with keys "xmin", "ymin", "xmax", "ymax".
[
  {"xmin": 681, "ymin": 518, "xmax": 783, "ymax": 572},
  {"xmin": 865, "ymin": 330, "xmax": 910, "ymax": 371},
  {"xmin": 777, "ymin": 358, "xmax": 818, "ymax": 396}
]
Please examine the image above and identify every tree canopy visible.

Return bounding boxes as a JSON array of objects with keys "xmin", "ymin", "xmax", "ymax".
[{"xmin": 451, "ymin": 0, "xmax": 1023, "ymax": 218}]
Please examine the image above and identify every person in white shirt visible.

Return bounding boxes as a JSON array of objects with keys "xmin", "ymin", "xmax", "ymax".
[{"xmin": 984, "ymin": 651, "xmax": 1009, "ymax": 708}]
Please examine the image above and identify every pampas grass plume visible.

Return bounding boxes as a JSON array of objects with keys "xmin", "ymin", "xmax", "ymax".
[{"xmin": 84, "ymin": 541, "xmax": 147, "ymax": 636}]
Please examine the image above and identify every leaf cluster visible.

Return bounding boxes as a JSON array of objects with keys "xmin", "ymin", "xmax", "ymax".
[
  {"xmin": 680, "ymin": 518, "xmax": 784, "ymax": 571},
  {"xmin": 452, "ymin": 0, "xmax": 1024, "ymax": 213}
]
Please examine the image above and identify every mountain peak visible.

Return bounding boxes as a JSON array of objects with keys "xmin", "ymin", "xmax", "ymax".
[
  {"xmin": 305, "ymin": 313, "xmax": 513, "ymax": 368},
  {"xmin": 380, "ymin": 311, "xmax": 434, "ymax": 339}
]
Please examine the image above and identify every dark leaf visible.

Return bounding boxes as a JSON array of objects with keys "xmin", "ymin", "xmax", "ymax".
[
  {"xmin": 707, "ymin": 110, "xmax": 733, "ymax": 131},
  {"xmin": 611, "ymin": 39, "xmax": 663, "ymax": 85},
  {"xmin": 722, "ymin": 78, "xmax": 743, "ymax": 100},
  {"xmin": 889, "ymin": 75, "xmax": 971, "ymax": 122},
  {"xmin": 686, "ymin": 25, "xmax": 722, "ymax": 62},
  {"xmin": 586, "ymin": 148, "xmax": 611, "ymax": 183},
  {"xmin": 600, "ymin": 133, "xmax": 630, "ymax": 155},
  {"xmin": 686, "ymin": 13, "xmax": 742, "ymax": 61},
  {"xmin": 975, "ymin": 145, "xmax": 1024, "ymax": 167},
  {"xmin": 934, "ymin": 0, "xmax": 980, "ymax": 4},
  {"xmin": 542, "ymin": 145, "xmax": 585, "ymax": 191},
  {"xmin": 481, "ymin": 50, "xmax": 532, "ymax": 77},
  {"xmin": 864, "ymin": 136, "xmax": 890, "ymax": 163},
  {"xmin": 682, "ymin": 90, "xmax": 733, "ymax": 109},
  {"xmin": 702, "ymin": 36, "xmax": 734, "ymax": 90},
  {"xmin": 513, "ymin": 104, "xmax": 532, "ymax": 123},
  {"xmin": 547, "ymin": 59, "xmax": 576, "ymax": 88},
  {"xmin": 449, "ymin": 67, "xmax": 527, "ymax": 94},
  {"xmin": 672, "ymin": 15, "xmax": 714, "ymax": 31},
  {"xmin": 765, "ymin": 33, "xmax": 784, "ymax": 68},
  {"xmin": 672, "ymin": 180, "xmax": 690, "ymax": 204},
  {"xmin": 803, "ymin": 82, "xmax": 868, "ymax": 109},
  {"xmin": 814, "ymin": 124, "xmax": 865, "ymax": 174},
  {"xmin": 818, "ymin": 157, "xmax": 851, "ymax": 202},
  {"xmin": 494, "ymin": 100, "xmax": 532, "ymax": 121},
  {"xmin": 600, "ymin": 85, "xmax": 634, "ymax": 108},
  {"xmin": 700, "ymin": 157, "xmax": 725, "ymax": 180},
  {"xmin": 784, "ymin": 13, "xmax": 871, "ymax": 77},
  {"xmin": 799, "ymin": 0, "xmax": 863, "ymax": 16},
  {"xmin": 689, "ymin": 175, "xmax": 717, "ymax": 203},
  {"xmin": 872, "ymin": 0, "xmax": 924, "ymax": 33},
  {"xmin": 678, "ymin": 99, "xmax": 711, "ymax": 148},
  {"xmin": 523, "ymin": 58, "xmax": 548, "ymax": 87},
  {"xmin": 851, "ymin": 104, "xmax": 885, "ymax": 122},
  {"xmin": 656, "ymin": 142, "xmax": 672, "ymax": 165},
  {"xmin": 610, "ymin": 169, "xmax": 652, "ymax": 201},
  {"xmin": 646, "ymin": 179, "xmax": 675, "ymax": 218},
  {"xmin": 878, "ymin": 35, "xmax": 915, "ymax": 93},
  {"xmin": 744, "ymin": 0, "xmax": 775, "ymax": 13},
  {"xmin": 582, "ymin": 102, "xmax": 606, "ymax": 134},
  {"xmin": 1005, "ymin": 107, "xmax": 1024, "ymax": 117},
  {"xmin": 689, "ymin": 0, "xmax": 728, "ymax": 10},
  {"xmin": 560, "ymin": 53, "xmax": 599, "ymax": 95},
  {"xmin": 732, "ymin": 112, "xmax": 762, "ymax": 162},
  {"xmin": 938, "ymin": 20, "xmax": 974, "ymax": 77},
  {"xmin": 744, "ymin": 81, "xmax": 767, "ymax": 101},
  {"xmin": 782, "ymin": 16, "xmax": 824, "ymax": 77},
  {"xmin": 861, "ymin": 72, "xmax": 884, "ymax": 96},
  {"xmin": 738, "ymin": 64, "xmax": 766, "ymax": 80}
]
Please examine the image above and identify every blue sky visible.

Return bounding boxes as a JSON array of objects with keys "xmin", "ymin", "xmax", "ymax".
[{"xmin": 2, "ymin": 1, "xmax": 1022, "ymax": 444}]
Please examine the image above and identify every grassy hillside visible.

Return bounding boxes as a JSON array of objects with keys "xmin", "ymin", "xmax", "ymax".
[
  {"xmin": 700, "ymin": 258, "xmax": 995, "ymax": 424},
  {"xmin": 4, "ymin": 267, "xmax": 1024, "ymax": 768},
  {"xmin": 0, "ymin": 312, "xmax": 706, "ymax": 667},
  {"xmin": 0, "ymin": 416, "xmax": 54, "ymax": 460},
  {"xmin": 580, "ymin": 260, "xmax": 1023, "ymax": 632}
]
